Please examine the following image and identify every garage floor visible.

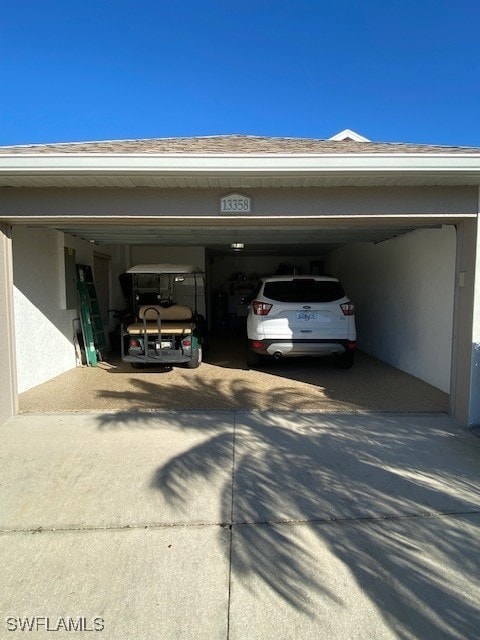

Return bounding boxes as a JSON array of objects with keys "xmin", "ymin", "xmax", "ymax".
[{"xmin": 19, "ymin": 335, "xmax": 449, "ymax": 413}]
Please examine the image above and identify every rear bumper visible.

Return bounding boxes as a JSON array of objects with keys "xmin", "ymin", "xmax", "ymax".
[
  {"xmin": 121, "ymin": 332, "xmax": 198, "ymax": 364},
  {"xmin": 123, "ymin": 350, "xmax": 192, "ymax": 364},
  {"xmin": 248, "ymin": 338, "xmax": 356, "ymax": 358},
  {"xmin": 122, "ymin": 354, "xmax": 192, "ymax": 364}
]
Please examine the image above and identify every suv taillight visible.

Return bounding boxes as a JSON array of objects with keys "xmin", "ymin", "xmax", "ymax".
[
  {"xmin": 252, "ymin": 300, "xmax": 273, "ymax": 316},
  {"xmin": 340, "ymin": 302, "xmax": 355, "ymax": 316}
]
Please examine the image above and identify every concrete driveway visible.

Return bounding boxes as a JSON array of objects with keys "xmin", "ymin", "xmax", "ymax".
[{"xmin": 1, "ymin": 410, "xmax": 480, "ymax": 639}]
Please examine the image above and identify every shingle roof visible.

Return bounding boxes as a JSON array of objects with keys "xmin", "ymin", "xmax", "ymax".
[{"xmin": 0, "ymin": 134, "xmax": 479, "ymax": 154}]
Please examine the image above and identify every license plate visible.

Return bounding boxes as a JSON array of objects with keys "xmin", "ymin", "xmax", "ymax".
[
  {"xmin": 156, "ymin": 341, "xmax": 172, "ymax": 349},
  {"xmin": 295, "ymin": 311, "xmax": 317, "ymax": 322}
]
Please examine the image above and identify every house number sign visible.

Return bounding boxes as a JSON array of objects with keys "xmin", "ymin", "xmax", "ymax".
[{"xmin": 220, "ymin": 193, "xmax": 252, "ymax": 214}]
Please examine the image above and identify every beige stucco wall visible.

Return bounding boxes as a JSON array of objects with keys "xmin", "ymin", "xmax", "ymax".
[
  {"xmin": 0, "ymin": 224, "xmax": 17, "ymax": 423},
  {"xmin": 449, "ymin": 218, "xmax": 480, "ymax": 424},
  {"xmin": 0, "ymin": 186, "xmax": 477, "ymax": 217}
]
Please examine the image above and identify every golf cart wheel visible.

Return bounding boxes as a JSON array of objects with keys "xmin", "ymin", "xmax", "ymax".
[{"xmin": 185, "ymin": 345, "xmax": 202, "ymax": 369}]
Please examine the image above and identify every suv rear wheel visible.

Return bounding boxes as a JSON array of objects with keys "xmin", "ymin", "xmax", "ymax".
[
  {"xmin": 336, "ymin": 350, "xmax": 355, "ymax": 369},
  {"xmin": 247, "ymin": 348, "xmax": 263, "ymax": 369}
]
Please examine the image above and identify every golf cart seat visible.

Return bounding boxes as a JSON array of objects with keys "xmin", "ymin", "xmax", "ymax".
[{"xmin": 127, "ymin": 304, "xmax": 196, "ymax": 336}]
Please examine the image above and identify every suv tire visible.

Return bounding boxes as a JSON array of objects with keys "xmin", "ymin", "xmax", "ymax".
[
  {"xmin": 247, "ymin": 348, "xmax": 263, "ymax": 369},
  {"xmin": 336, "ymin": 350, "xmax": 355, "ymax": 369}
]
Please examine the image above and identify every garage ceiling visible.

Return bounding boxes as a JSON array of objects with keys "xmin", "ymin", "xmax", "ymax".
[{"xmin": 48, "ymin": 218, "xmax": 449, "ymax": 255}]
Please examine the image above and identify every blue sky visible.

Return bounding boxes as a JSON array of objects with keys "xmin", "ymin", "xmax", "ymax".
[{"xmin": 2, "ymin": 0, "xmax": 480, "ymax": 147}]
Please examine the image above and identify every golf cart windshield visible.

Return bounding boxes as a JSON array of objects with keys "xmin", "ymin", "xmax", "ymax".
[{"xmin": 126, "ymin": 264, "xmax": 205, "ymax": 315}]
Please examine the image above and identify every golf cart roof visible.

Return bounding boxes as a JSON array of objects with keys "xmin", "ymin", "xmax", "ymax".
[{"xmin": 127, "ymin": 264, "xmax": 204, "ymax": 275}]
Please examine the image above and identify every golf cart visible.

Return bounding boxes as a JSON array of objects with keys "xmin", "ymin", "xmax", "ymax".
[{"xmin": 121, "ymin": 264, "xmax": 206, "ymax": 369}]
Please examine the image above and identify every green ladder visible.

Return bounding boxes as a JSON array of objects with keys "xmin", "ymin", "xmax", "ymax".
[{"xmin": 76, "ymin": 264, "xmax": 107, "ymax": 366}]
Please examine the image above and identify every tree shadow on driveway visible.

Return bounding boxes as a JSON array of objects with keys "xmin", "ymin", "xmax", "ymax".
[{"xmin": 96, "ymin": 404, "xmax": 480, "ymax": 637}]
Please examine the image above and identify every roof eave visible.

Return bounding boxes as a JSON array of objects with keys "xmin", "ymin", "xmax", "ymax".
[
  {"xmin": 2, "ymin": 153, "xmax": 480, "ymax": 173},
  {"xmin": 2, "ymin": 154, "xmax": 480, "ymax": 189}
]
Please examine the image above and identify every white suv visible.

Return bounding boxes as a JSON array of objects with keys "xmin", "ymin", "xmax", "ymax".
[{"xmin": 246, "ymin": 275, "xmax": 356, "ymax": 368}]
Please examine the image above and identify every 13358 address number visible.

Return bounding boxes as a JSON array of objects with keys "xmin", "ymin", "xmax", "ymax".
[{"xmin": 220, "ymin": 194, "xmax": 252, "ymax": 213}]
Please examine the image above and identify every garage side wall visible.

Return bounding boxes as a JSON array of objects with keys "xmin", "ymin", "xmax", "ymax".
[
  {"xmin": 12, "ymin": 227, "xmax": 95, "ymax": 393},
  {"xmin": 327, "ymin": 226, "xmax": 456, "ymax": 392}
]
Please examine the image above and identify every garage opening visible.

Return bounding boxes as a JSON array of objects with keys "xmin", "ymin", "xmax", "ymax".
[{"xmin": 11, "ymin": 218, "xmax": 455, "ymax": 414}]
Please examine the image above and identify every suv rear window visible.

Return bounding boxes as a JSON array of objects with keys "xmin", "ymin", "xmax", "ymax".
[{"xmin": 263, "ymin": 279, "xmax": 345, "ymax": 303}]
